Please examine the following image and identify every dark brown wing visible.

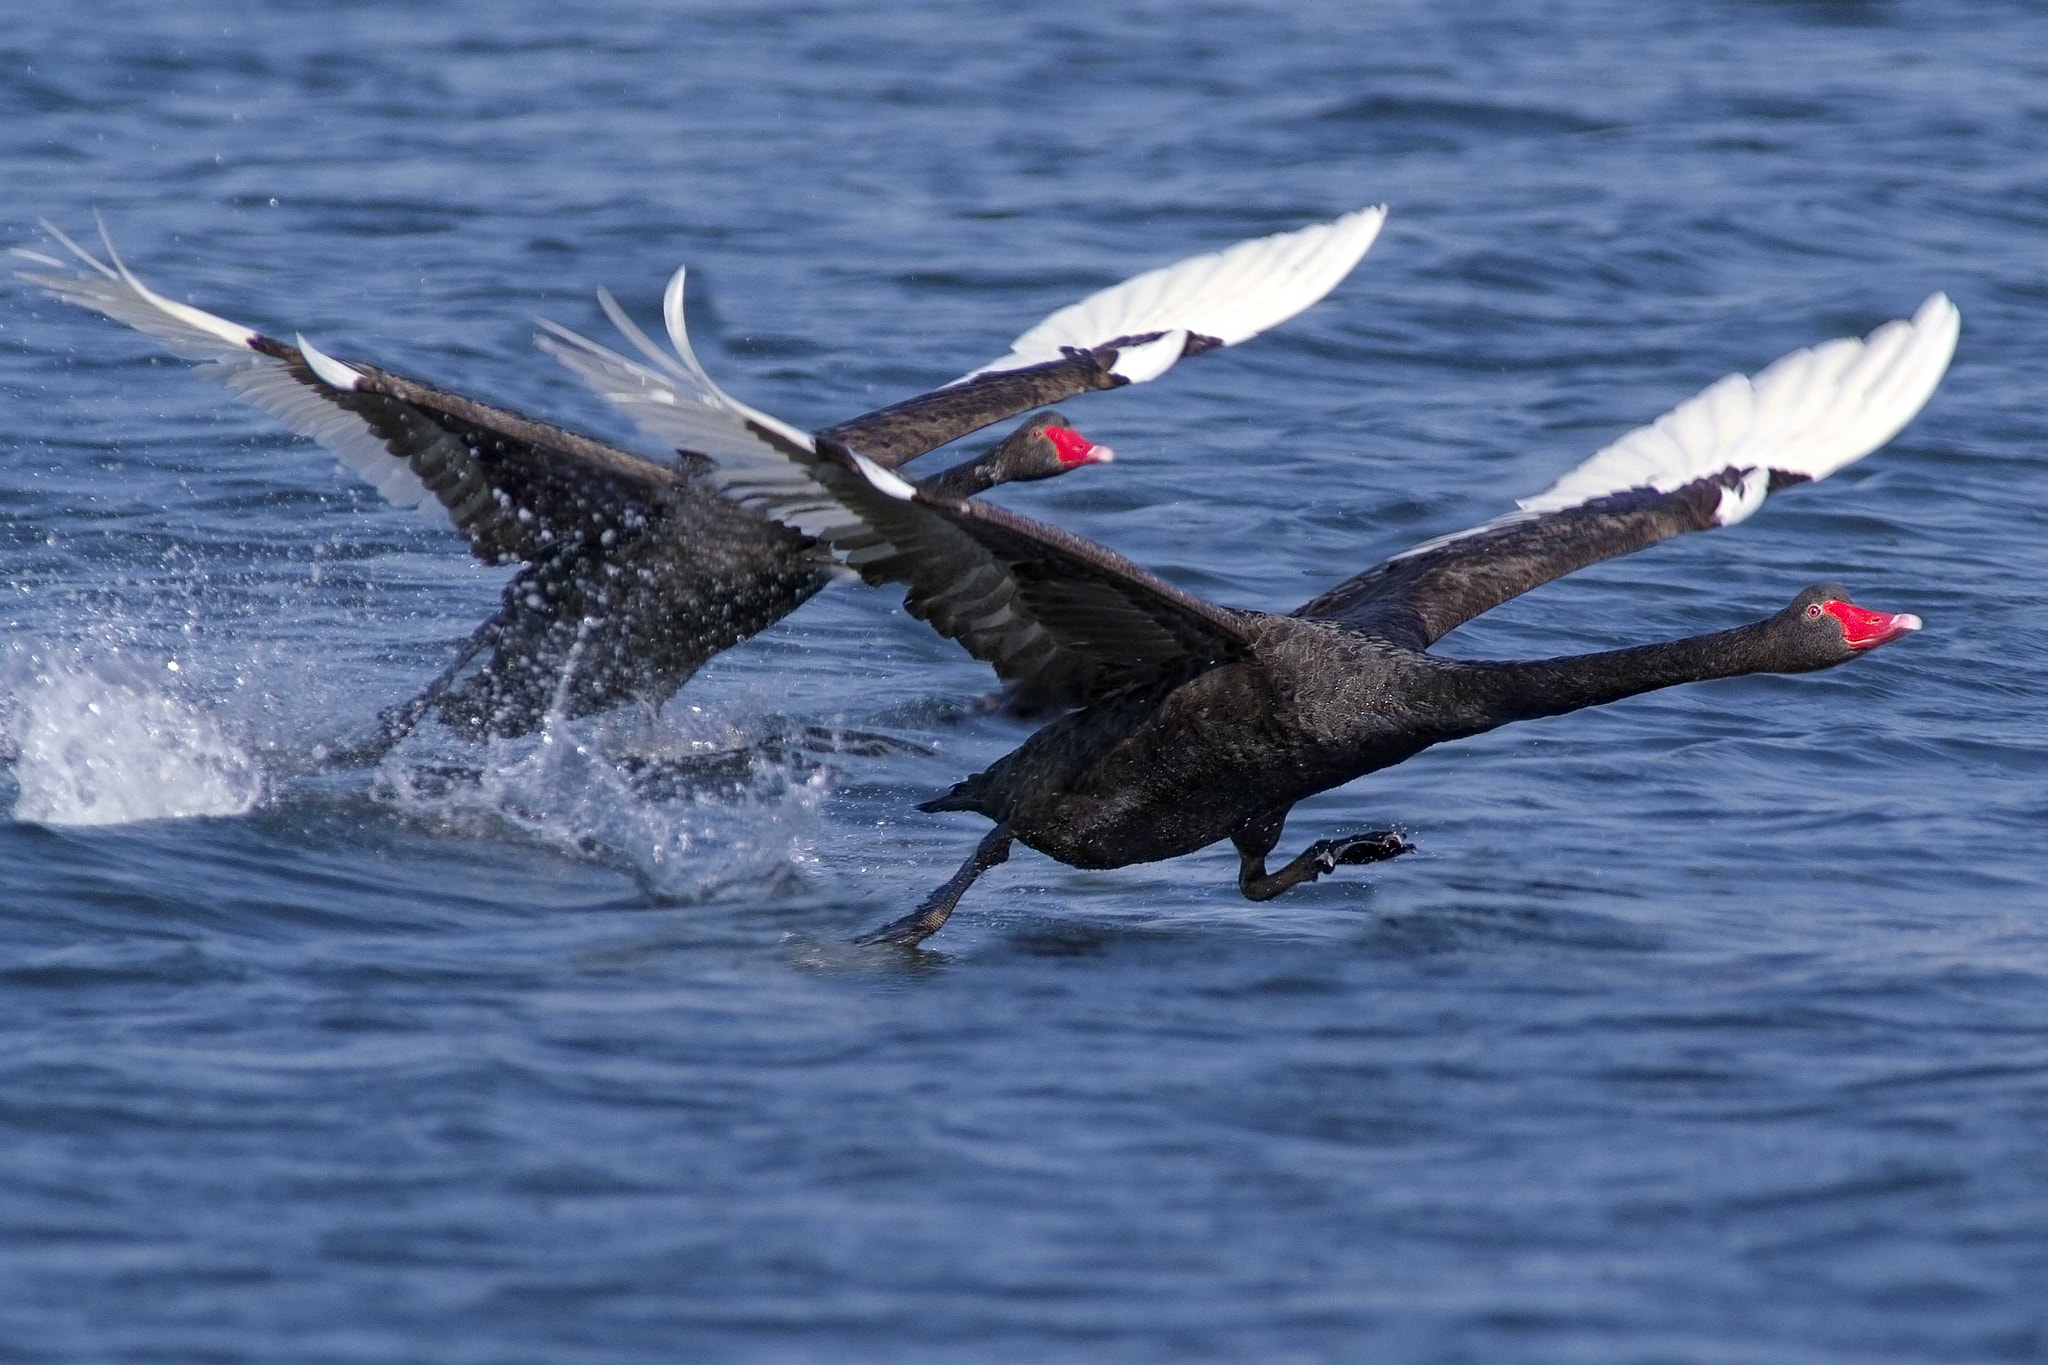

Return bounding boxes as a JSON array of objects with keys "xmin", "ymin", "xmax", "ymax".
[
  {"xmin": 556, "ymin": 208, "xmax": 1388, "ymax": 472},
  {"xmin": 794, "ymin": 441, "xmax": 1254, "ymax": 702},
  {"xmin": 1294, "ymin": 481, "xmax": 1739, "ymax": 650},
  {"xmin": 815, "ymin": 349, "xmax": 1129, "ymax": 470},
  {"xmin": 290, "ymin": 354, "xmax": 681, "ymax": 565},
  {"xmin": 529, "ymin": 271, "xmax": 1259, "ymax": 701},
  {"xmin": 17, "ymin": 229, "xmax": 682, "ymax": 569}
]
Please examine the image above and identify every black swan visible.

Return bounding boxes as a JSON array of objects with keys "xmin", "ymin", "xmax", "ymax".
[
  {"xmin": 16, "ymin": 207, "xmax": 1385, "ymax": 751},
  {"xmin": 591, "ymin": 281, "xmax": 1958, "ymax": 945}
]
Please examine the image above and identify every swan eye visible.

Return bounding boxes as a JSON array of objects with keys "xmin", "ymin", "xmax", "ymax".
[{"xmin": 1806, "ymin": 603, "xmax": 1823, "ymax": 620}]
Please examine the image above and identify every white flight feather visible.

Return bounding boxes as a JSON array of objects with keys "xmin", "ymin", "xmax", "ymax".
[
  {"xmin": 294, "ymin": 332, "xmax": 365, "ymax": 390},
  {"xmin": 948, "ymin": 205, "xmax": 1388, "ymax": 385},
  {"xmin": 1521, "ymin": 292, "xmax": 1957, "ymax": 515},
  {"xmin": 535, "ymin": 271, "xmax": 888, "ymax": 547},
  {"xmin": 547, "ymin": 208, "xmax": 1386, "ymax": 435},
  {"xmin": 847, "ymin": 451, "xmax": 918, "ymax": 502},
  {"xmin": 18, "ymin": 221, "xmax": 441, "ymax": 517},
  {"xmin": 1395, "ymin": 294, "xmax": 1959, "ymax": 559},
  {"xmin": 1105, "ymin": 330, "xmax": 1188, "ymax": 384}
]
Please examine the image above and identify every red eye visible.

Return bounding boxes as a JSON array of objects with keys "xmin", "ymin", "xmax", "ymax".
[{"xmin": 1806, "ymin": 604, "xmax": 1823, "ymax": 620}]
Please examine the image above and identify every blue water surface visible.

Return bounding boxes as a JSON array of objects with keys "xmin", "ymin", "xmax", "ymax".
[{"xmin": 4, "ymin": 1, "xmax": 2048, "ymax": 1360}]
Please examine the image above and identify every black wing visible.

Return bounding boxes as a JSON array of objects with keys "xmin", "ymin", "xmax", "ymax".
[
  {"xmin": 553, "ymin": 207, "xmax": 1388, "ymax": 472},
  {"xmin": 281, "ymin": 355, "xmax": 680, "ymax": 565},
  {"xmin": 18, "ymin": 223, "xmax": 682, "ymax": 567},
  {"xmin": 814, "ymin": 348, "xmax": 1131, "ymax": 468},
  {"xmin": 776, "ymin": 440, "xmax": 1254, "ymax": 703},
  {"xmin": 21, "ymin": 223, "xmax": 836, "ymax": 753},
  {"xmin": 592, "ymin": 357, "xmax": 1257, "ymax": 705}
]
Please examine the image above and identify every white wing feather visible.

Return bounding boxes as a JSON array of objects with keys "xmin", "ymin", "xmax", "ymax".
[
  {"xmin": 1391, "ymin": 294, "xmax": 1959, "ymax": 562},
  {"xmin": 535, "ymin": 209, "xmax": 1388, "ymax": 527},
  {"xmin": 533, "ymin": 270, "xmax": 862, "ymax": 544},
  {"xmin": 547, "ymin": 207, "xmax": 1386, "ymax": 434},
  {"xmin": 1518, "ymin": 292, "xmax": 1959, "ymax": 522},
  {"xmin": 948, "ymin": 205, "xmax": 1388, "ymax": 385},
  {"xmin": 16, "ymin": 221, "xmax": 442, "ymax": 516}
]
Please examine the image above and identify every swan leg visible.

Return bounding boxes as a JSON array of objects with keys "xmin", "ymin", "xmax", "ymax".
[
  {"xmin": 855, "ymin": 824, "xmax": 1014, "ymax": 948},
  {"xmin": 320, "ymin": 614, "xmax": 505, "ymax": 768},
  {"xmin": 1234, "ymin": 808, "xmax": 1410, "ymax": 902}
]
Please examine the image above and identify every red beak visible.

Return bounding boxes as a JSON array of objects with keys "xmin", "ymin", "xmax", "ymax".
[
  {"xmin": 1046, "ymin": 425, "xmax": 1114, "ymax": 468},
  {"xmin": 1822, "ymin": 599, "xmax": 1922, "ymax": 650}
]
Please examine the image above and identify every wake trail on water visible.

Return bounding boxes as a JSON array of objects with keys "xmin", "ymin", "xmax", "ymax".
[{"xmin": 0, "ymin": 637, "xmax": 855, "ymax": 900}]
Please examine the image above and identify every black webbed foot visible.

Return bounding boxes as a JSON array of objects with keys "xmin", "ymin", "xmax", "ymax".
[
  {"xmin": 852, "ymin": 904, "xmax": 952, "ymax": 950},
  {"xmin": 1236, "ymin": 816, "xmax": 1413, "ymax": 902},
  {"xmin": 1308, "ymin": 831, "xmax": 1413, "ymax": 873}
]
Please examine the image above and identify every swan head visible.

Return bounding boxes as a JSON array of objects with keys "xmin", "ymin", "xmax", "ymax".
[
  {"xmin": 1788, "ymin": 583, "xmax": 1922, "ymax": 657},
  {"xmin": 992, "ymin": 411, "xmax": 1114, "ymax": 483}
]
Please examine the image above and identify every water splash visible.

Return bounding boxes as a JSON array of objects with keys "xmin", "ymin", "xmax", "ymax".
[
  {"xmin": 3, "ymin": 650, "xmax": 263, "ymax": 827},
  {"xmin": 369, "ymin": 710, "xmax": 831, "ymax": 902}
]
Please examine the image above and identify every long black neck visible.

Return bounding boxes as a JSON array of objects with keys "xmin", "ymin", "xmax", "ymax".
[
  {"xmin": 913, "ymin": 448, "xmax": 1014, "ymax": 499},
  {"xmin": 816, "ymin": 354, "xmax": 1118, "ymax": 471},
  {"xmin": 1432, "ymin": 617, "xmax": 1793, "ymax": 738}
]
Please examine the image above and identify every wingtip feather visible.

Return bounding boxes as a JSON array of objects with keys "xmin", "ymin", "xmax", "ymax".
[
  {"xmin": 1518, "ymin": 295, "xmax": 1960, "ymax": 518},
  {"xmin": 294, "ymin": 332, "xmax": 365, "ymax": 390},
  {"xmin": 22, "ymin": 217, "xmax": 262, "ymax": 358},
  {"xmin": 946, "ymin": 204, "xmax": 1388, "ymax": 387},
  {"xmin": 849, "ymin": 450, "xmax": 918, "ymax": 502}
]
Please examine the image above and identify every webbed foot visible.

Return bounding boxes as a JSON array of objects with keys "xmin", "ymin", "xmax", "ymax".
[
  {"xmin": 1238, "ymin": 824, "xmax": 1413, "ymax": 901},
  {"xmin": 853, "ymin": 904, "xmax": 952, "ymax": 949},
  {"xmin": 1308, "ymin": 830, "xmax": 1412, "ymax": 873}
]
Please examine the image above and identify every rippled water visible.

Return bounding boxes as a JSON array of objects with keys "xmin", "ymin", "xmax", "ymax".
[{"xmin": 5, "ymin": 1, "xmax": 2048, "ymax": 1359}]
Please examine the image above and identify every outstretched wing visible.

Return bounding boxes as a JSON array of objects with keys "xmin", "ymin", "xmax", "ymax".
[
  {"xmin": 536, "ymin": 307, "xmax": 1249, "ymax": 699},
  {"xmin": 545, "ymin": 207, "xmax": 1386, "ymax": 470},
  {"xmin": 17, "ymin": 220, "xmax": 678, "ymax": 566},
  {"xmin": 947, "ymin": 205, "xmax": 1387, "ymax": 383},
  {"xmin": 534, "ymin": 268, "xmax": 822, "ymax": 470},
  {"xmin": 1296, "ymin": 294, "xmax": 1960, "ymax": 649},
  {"xmin": 791, "ymin": 444, "xmax": 1255, "ymax": 701}
]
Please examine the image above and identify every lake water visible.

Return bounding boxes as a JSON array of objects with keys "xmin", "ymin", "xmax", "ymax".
[{"xmin": 5, "ymin": 1, "xmax": 2048, "ymax": 1359}]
